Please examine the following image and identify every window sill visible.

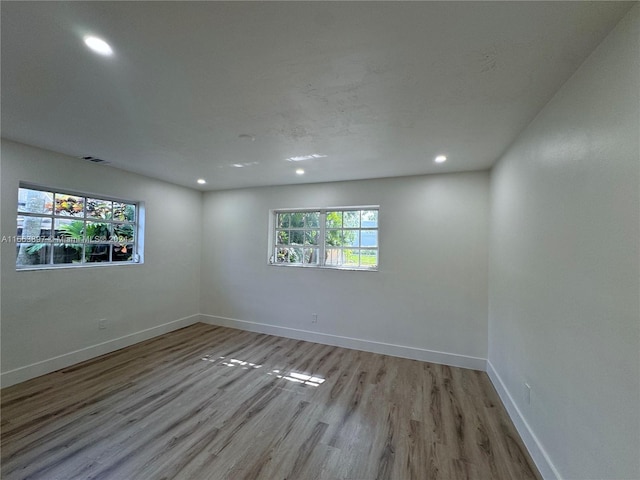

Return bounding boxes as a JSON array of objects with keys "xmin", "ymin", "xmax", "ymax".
[
  {"xmin": 268, "ymin": 263, "xmax": 377, "ymax": 272},
  {"xmin": 16, "ymin": 261, "xmax": 142, "ymax": 272}
]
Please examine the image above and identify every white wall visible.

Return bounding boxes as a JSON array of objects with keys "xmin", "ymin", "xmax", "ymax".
[
  {"xmin": 0, "ymin": 140, "xmax": 203, "ymax": 386},
  {"xmin": 200, "ymin": 172, "xmax": 489, "ymax": 369},
  {"xmin": 2, "ymin": 8, "xmax": 637, "ymax": 477},
  {"xmin": 488, "ymin": 6, "xmax": 639, "ymax": 480}
]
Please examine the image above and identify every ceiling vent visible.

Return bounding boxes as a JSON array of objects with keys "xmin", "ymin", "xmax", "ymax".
[{"xmin": 81, "ymin": 156, "xmax": 109, "ymax": 164}]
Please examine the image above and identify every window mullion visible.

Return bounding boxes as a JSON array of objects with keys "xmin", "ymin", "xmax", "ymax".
[
  {"xmin": 319, "ymin": 211, "xmax": 326, "ymax": 267},
  {"xmin": 50, "ymin": 210, "xmax": 56, "ymax": 265},
  {"xmin": 49, "ymin": 223, "xmax": 55, "ymax": 265}
]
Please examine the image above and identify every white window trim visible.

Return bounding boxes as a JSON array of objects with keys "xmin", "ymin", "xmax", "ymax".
[
  {"xmin": 268, "ymin": 205, "xmax": 379, "ymax": 272},
  {"xmin": 15, "ymin": 182, "xmax": 144, "ymax": 271}
]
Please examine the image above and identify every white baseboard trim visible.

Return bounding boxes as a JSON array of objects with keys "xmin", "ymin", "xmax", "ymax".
[
  {"xmin": 1, "ymin": 314, "xmax": 200, "ymax": 388},
  {"xmin": 199, "ymin": 314, "xmax": 487, "ymax": 371},
  {"xmin": 486, "ymin": 360, "xmax": 561, "ymax": 480}
]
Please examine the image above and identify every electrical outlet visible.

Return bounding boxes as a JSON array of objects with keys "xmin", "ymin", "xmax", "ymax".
[
  {"xmin": 98, "ymin": 318, "xmax": 107, "ymax": 330},
  {"xmin": 524, "ymin": 383, "xmax": 531, "ymax": 405},
  {"xmin": 311, "ymin": 313, "xmax": 318, "ymax": 323}
]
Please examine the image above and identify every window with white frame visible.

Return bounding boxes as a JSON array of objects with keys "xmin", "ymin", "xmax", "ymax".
[
  {"xmin": 14, "ymin": 184, "xmax": 141, "ymax": 269},
  {"xmin": 270, "ymin": 207, "xmax": 379, "ymax": 270}
]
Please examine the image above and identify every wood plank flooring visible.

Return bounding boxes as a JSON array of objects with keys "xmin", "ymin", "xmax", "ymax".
[{"xmin": 1, "ymin": 323, "xmax": 541, "ymax": 480}]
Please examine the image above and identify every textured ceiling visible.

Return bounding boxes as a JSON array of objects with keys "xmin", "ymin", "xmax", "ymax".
[{"xmin": 1, "ymin": 2, "xmax": 633, "ymax": 190}]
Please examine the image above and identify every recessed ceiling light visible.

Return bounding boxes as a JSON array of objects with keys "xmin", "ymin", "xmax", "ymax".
[
  {"xmin": 435, "ymin": 155, "xmax": 447, "ymax": 163},
  {"xmin": 295, "ymin": 168, "xmax": 305, "ymax": 175},
  {"xmin": 197, "ymin": 178, "xmax": 206, "ymax": 184},
  {"xmin": 83, "ymin": 36, "xmax": 113, "ymax": 56},
  {"xmin": 229, "ymin": 161, "xmax": 260, "ymax": 168},
  {"xmin": 287, "ymin": 154, "xmax": 327, "ymax": 162}
]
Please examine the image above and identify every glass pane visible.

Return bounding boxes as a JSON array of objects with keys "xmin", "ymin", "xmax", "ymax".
[
  {"xmin": 303, "ymin": 248, "xmax": 320, "ymax": 264},
  {"xmin": 17, "ymin": 215, "xmax": 51, "ymax": 240},
  {"xmin": 276, "ymin": 230, "xmax": 289, "ymax": 245},
  {"xmin": 343, "ymin": 249, "xmax": 360, "ymax": 267},
  {"xmin": 113, "ymin": 223, "xmax": 134, "ymax": 243},
  {"xmin": 86, "ymin": 222, "xmax": 111, "ymax": 243},
  {"xmin": 290, "ymin": 212, "xmax": 304, "ymax": 228},
  {"xmin": 325, "ymin": 248, "xmax": 343, "ymax": 266},
  {"xmin": 304, "ymin": 212, "xmax": 320, "ymax": 228},
  {"xmin": 361, "ymin": 230, "xmax": 378, "ymax": 247},
  {"xmin": 361, "ymin": 210, "xmax": 378, "ymax": 228},
  {"xmin": 53, "ymin": 244, "xmax": 82, "ymax": 264},
  {"xmin": 86, "ymin": 198, "xmax": 112, "ymax": 219},
  {"xmin": 360, "ymin": 249, "xmax": 378, "ymax": 267},
  {"xmin": 277, "ymin": 213, "xmax": 290, "ymax": 228},
  {"xmin": 343, "ymin": 230, "xmax": 360, "ymax": 247},
  {"xmin": 276, "ymin": 247, "xmax": 290, "ymax": 263},
  {"xmin": 54, "ymin": 219, "xmax": 84, "ymax": 243},
  {"xmin": 17, "ymin": 243, "xmax": 51, "ymax": 266},
  {"xmin": 289, "ymin": 247, "xmax": 303, "ymax": 263},
  {"xmin": 18, "ymin": 188, "xmax": 53, "ymax": 214},
  {"xmin": 85, "ymin": 244, "xmax": 110, "ymax": 263},
  {"xmin": 276, "ymin": 247, "xmax": 303, "ymax": 263},
  {"xmin": 343, "ymin": 211, "xmax": 359, "ymax": 228},
  {"xmin": 55, "ymin": 194, "xmax": 84, "ymax": 217},
  {"xmin": 112, "ymin": 244, "xmax": 134, "ymax": 262},
  {"xmin": 325, "ymin": 229, "xmax": 343, "ymax": 247},
  {"xmin": 304, "ymin": 230, "xmax": 319, "ymax": 245},
  {"xmin": 326, "ymin": 211, "xmax": 342, "ymax": 228},
  {"xmin": 113, "ymin": 203, "xmax": 136, "ymax": 222},
  {"xmin": 290, "ymin": 230, "xmax": 304, "ymax": 245}
]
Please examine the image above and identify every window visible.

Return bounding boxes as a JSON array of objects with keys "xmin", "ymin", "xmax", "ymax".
[
  {"xmin": 14, "ymin": 185, "xmax": 141, "ymax": 269},
  {"xmin": 270, "ymin": 207, "xmax": 379, "ymax": 270}
]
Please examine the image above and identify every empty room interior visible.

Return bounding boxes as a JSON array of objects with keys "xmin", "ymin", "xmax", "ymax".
[{"xmin": 1, "ymin": 2, "xmax": 638, "ymax": 480}]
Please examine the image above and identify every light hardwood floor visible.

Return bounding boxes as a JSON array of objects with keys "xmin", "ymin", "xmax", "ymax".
[{"xmin": 1, "ymin": 323, "xmax": 541, "ymax": 480}]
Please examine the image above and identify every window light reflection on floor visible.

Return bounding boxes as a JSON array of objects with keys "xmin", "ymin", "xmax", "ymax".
[
  {"xmin": 200, "ymin": 355, "xmax": 325, "ymax": 387},
  {"xmin": 269, "ymin": 369, "xmax": 326, "ymax": 387},
  {"xmin": 200, "ymin": 355, "xmax": 262, "ymax": 370}
]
